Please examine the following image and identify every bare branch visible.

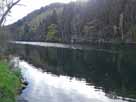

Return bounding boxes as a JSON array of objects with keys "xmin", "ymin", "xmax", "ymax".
[{"xmin": 0, "ymin": 0, "xmax": 21, "ymax": 26}]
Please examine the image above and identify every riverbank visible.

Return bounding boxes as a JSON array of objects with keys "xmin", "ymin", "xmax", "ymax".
[{"xmin": 0, "ymin": 60, "xmax": 21, "ymax": 102}]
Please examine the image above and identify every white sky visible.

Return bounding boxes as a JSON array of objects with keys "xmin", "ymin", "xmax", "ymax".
[{"xmin": 6, "ymin": 0, "xmax": 76, "ymax": 25}]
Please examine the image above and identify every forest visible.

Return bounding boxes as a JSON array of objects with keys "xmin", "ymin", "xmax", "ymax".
[
  {"xmin": 0, "ymin": 0, "xmax": 136, "ymax": 102},
  {"xmin": 7, "ymin": 0, "xmax": 136, "ymax": 44}
]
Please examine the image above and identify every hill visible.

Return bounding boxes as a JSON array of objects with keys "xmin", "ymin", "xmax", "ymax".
[{"xmin": 8, "ymin": 0, "xmax": 136, "ymax": 44}]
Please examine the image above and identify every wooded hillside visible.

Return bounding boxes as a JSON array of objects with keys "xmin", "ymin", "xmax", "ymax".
[{"xmin": 8, "ymin": 0, "xmax": 136, "ymax": 43}]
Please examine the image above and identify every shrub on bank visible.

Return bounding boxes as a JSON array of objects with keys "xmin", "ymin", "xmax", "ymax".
[{"xmin": 0, "ymin": 60, "xmax": 21, "ymax": 102}]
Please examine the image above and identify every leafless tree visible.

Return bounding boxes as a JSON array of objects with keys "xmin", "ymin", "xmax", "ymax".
[{"xmin": 0, "ymin": 0, "xmax": 21, "ymax": 26}]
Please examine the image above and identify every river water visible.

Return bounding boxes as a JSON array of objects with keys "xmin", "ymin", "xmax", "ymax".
[
  {"xmin": 9, "ymin": 42, "xmax": 136, "ymax": 102},
  {"xmin": 15, "ymin": 59, "xmax": 132, "ymax": 102}
]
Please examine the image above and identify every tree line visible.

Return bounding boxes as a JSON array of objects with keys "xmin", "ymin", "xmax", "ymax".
[{"xmin": 8, "ymin": 0, "xmax": 136, "ymax": 43}]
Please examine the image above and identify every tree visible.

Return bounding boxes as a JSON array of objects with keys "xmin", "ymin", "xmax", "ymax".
[
  {"xmin": 47, "ymin": 24, "xmax": 59, "ymax": 41},
  {"xmin": 50, "ymin": 9, "xmax": 58, "ymax": 24},
  {"xmin": 0, "ymin": 0, "xmax": 21, "ymax": 53},
  {"xmin": 0, "ymin": 0, "xmax": 21, "ymax": 26}
]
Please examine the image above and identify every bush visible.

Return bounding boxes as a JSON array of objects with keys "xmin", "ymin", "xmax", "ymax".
[{"xmin": 0, "ymin": 60, "xmax": 21, "ymax": 102}]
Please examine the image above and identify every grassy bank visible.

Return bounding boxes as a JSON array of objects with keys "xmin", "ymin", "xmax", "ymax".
[{"xmin": 0, "ymin": 60, "xmax": 21, "ymax": 102}]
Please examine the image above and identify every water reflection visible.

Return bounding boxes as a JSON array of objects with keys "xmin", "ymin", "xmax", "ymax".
[
  {"xmin": 17, "ymin": 59, "xmax": 130, "ymax": 102},
  {"xmin": 9, "ymin": 42, "xmax": 136, "ymax": 101},
  {"xmin": 10, "ymin": 41, "xmax": 119, "ymax": 53}
]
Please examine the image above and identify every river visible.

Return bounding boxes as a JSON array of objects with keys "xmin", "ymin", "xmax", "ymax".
[{"xmin": 9, "ymin": 41, "xmax": 136, "ymax": 102}]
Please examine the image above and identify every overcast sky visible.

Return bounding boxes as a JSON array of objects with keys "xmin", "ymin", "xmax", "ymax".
[{"xmin": 6, "ymin": 0, "xmax": 76, "ymax": 25}]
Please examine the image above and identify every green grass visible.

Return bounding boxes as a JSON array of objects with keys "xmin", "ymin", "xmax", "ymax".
[{"xmin": 0, "ymin": 60, "xmax": 21, "ymax": 102}]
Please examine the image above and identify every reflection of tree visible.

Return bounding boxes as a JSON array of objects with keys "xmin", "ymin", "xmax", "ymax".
[{"xmin": 13, "ymin": 44, "xmax": 136, "ymax": 98}]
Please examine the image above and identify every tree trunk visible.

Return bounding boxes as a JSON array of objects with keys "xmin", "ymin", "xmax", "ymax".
[{"xmin": 119, "ymin": 13, "xmax": 124, "ymax": 40}]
